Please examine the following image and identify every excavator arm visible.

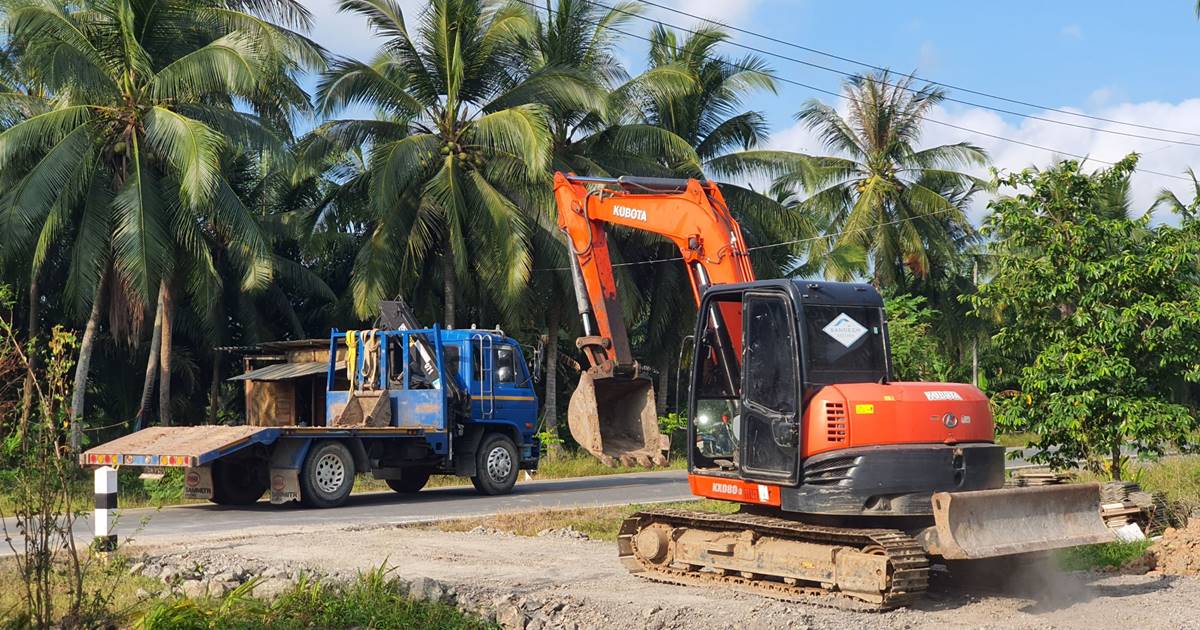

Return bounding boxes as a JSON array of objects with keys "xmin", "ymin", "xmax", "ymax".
[{"xmin": 552, "ymin": 172, "xmax": 755, "ymax": 465}]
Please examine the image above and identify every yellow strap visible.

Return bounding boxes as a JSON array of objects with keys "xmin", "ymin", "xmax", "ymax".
[
  {"xmin": 345, "ymin": 330, "xmax": 358, "ymax": 390},
  {"xmin": 362, "ymin": 329, "xmax": 379, "ymax": 390}
]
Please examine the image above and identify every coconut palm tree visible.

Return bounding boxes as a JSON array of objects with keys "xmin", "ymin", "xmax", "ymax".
[
  {"xmin": 312, "ymin": 0, "xmax": 589, "ymax": 325},
  {"xmin": 511, "ymin": 0, "xmax": 701, "ymax": 443},
  {"xmin": 781, "ymin": 71, "xmax": 988, "ymax": 288},
  {"xmin": 0, "ymin": 0, "xmax": 321, "ymax": 438},
  {"xmin": 619, "ymin": 25, "xmax": 821, "ymax": 399},
  {"xmin": 1153, "ymin": 168, "xmax": 1199, "ymax": 221}
]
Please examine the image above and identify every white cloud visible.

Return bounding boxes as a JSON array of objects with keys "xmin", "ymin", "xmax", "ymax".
[
  {"xmin": 305, "ymin": 0, "xmax": 426, "ymax": 61},
  {"xmin": 1060, "ymin": 23, "xmax": 1084, "ymax": 41},
  {"xmin": 770, "ymin": 98, "xmax": 1200, "ymax": 223}
]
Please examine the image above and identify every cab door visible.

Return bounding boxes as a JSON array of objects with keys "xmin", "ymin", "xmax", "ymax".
[{"xmin": 738, "ymin": 291, "xmax": 801, "ymax": 484}]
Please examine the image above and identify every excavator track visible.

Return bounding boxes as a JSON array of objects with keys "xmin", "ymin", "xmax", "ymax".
[{"xmin": 618, "ymin": 508, "xmax": 929, "ymax": 611}]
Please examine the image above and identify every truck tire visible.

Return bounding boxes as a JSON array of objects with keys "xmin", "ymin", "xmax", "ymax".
[
  {"xmin": 210, "ymin": 458, "xmax": 268, "ymax": 506},
  {"xmin": 471, "ymin": 433, "xmax": 518, "ymax": 495},
  {"xmin": 386, "ymin": 468, "xmax": 432, "ymax": 493},
  {"xmin": 300, "ymin": 441, "xmax": 355, "ymax": 508}
]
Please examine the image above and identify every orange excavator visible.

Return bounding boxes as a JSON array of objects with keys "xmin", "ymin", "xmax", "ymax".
[{"xmin": 553, "ymin": 172, "xmax": 1113, "ymax": 607}]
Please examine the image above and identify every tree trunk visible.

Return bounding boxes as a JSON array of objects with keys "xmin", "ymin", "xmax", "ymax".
[
  {"xmin": 69, "ymin": 270, "xmax": 108, "ymax": 451},
  {"xmin": 17, "ymin": 274, "xmax": 39, "ymax": 443},
  {"xmin": 656, "ymin": 357, "xmax": 669, "ymax": 416},
  {"xmin": 442, "ymin": 254, "xmax": 456, "ymax": 328},
  {"xmin": 134, "ymin": 283, "xmax": 165, "ymax": 430},
  {"xmin": 543, "ymin": 305, "xmax": 561, "ymax": 459},
  {"xmin": 1111, "ymin": 444, "xmax": 1123, "ymax": 481},
  {"xmin": 208, "ymin": 350, "xmax": 221, "ymax": 425},
  {"xmin": 158, "ymin": 281, "xmax": 174, "ymax": 426}
]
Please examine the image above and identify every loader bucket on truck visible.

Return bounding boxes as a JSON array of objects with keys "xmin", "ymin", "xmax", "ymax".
[
  {"xmin": 923, "ymin": 483, "xmax": 1114, "ymax": 560},
  {"xmin": 568, "ymin": 372, "xmax": 669, "ymax": 467}
]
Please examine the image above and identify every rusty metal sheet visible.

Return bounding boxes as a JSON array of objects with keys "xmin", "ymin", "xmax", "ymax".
[
  {"xmin": 80, "ymin": 426, "xmax": 278, "ymax": 467},
  {"xmin": 228, "ymin": 361, "xmax": 329, "ymax": 381}
]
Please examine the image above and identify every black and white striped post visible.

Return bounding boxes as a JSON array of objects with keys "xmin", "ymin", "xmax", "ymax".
[{"xmin": 93, "ymin": 466, "xmax": 117, "ymax": 552}]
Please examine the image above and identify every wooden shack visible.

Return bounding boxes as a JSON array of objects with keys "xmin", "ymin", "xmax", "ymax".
[{"xmin": 228, "ymin": 340, "xmax": 346, "ymax": 427}]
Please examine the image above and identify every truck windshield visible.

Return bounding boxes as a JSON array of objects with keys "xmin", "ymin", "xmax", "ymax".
[{"xmin": 802, "ymin": 305, "xmax": 887, "ymax": 385}]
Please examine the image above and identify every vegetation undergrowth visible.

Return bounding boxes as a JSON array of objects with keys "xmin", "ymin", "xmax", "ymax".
[
  {"xmin": 1075, "ymin": 455, "xmax": 1200, "ymax": 513},
  {"xmin": 1058, "ymin": 540, "xmax": 1153, "ymax": 572},
  {"xmin": 428, "ymin": 499, "xmax": 737, "ymax": 542},
  {"xmin": 135, "ymin": 566, "xmax": 493, "ymax": 630}
]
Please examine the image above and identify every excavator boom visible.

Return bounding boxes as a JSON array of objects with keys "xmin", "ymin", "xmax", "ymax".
[{"xmin": 553, "ymin": 173, "xmax": 754, "ymax": 465}]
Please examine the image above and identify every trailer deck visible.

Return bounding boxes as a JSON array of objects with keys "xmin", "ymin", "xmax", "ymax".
[{"xmin": 80, "ymin": 425, "xmax": 431, "ymax": 468}]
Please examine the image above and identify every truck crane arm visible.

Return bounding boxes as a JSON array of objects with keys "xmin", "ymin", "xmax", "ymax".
[{"xmin": 552, "ymin": 172, "xmax": 755, "ymax": 465}]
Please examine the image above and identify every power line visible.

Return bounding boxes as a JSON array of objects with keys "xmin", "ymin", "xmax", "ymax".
[
  {"xmin": 580, "ymin": 0, "xmax": 1200, "ymax": 148},
  {"xmin": 537, "ymin": 205, "xmax": 961, "ymax": 272},
  {"xmin": 513, "ymin": 0, "xmax": 1194, "ymax": 183},
  {"xmin": 631, "ymin": 0, "xmax": 1200, "ymax": 140}
]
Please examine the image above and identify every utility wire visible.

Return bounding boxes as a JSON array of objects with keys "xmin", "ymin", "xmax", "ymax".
[
  {"xmin": 579, "ymin": 0, "xmax": 1200, "ymax": 148},
  {"xmin": 513, "ymin": 0, "xmax": 1194, "ymax": 183},
  {"xmin": 537, "ymin": 205, "xmax": 960, "ymax": 272},
  {"xmin": 631, "ymin": 0, "xmax": 1200, "ymax": 139}
]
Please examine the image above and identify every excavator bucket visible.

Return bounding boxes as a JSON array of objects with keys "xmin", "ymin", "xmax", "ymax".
[
  {"xmin": 568, "ymin": 373, "xmax": 669, "ymax": 467},
  {"xmin": 924, "ymin": 483, "xmax": 1115, "ymax": 560},
  {"xmin": 330, "ymin": 391, "xmax": 392, "ymax": 428}
]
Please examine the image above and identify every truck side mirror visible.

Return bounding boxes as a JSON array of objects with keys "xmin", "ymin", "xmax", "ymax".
[{"xmin": 531, "ymin": 337, "xmax": 545, "ymax": 384}]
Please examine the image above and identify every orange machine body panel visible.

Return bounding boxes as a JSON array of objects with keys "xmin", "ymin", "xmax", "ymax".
[
  {"xmin": 802, "ymin": 382, "xmax": 993, "ymax": 457},
  {"xmin": 690, "ymin": 474, "xmax": 782, "ymax": 506}
]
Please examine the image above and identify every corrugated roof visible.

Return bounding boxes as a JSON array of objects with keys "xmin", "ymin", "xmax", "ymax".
[
  {"xmin": 228, "ymin": 361, "xmax": 331, "ymax": 381},
  {"xmin": 257, "ymin": 339, "xmax": 331, "ymax": 350}
]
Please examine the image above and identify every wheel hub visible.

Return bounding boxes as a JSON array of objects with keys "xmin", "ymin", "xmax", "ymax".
[
  {"xmin": 314, "ymin": 452, "xmax": 346, "ymax": 494},
  {"xmin": 486, "ymin": 445, "xmax": 512, "ymax": 482}
]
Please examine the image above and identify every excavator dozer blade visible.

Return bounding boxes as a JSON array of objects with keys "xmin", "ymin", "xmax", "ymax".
[
  {"xmin": 924, "ymin": 483, "xmax": 1114, "ymax": 560},
  {"xmin": 568, "ymin": 372, "xmax": 669, "ymax": 467}
]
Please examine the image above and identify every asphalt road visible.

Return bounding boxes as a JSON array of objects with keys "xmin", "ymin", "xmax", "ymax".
[
  {"xmin": 63, "ymin": 469, "xmax": 695, "ymax": 544},
  {"xmin": 1, "ymin": 448, "xmax": 1049, "ymax": 548}
]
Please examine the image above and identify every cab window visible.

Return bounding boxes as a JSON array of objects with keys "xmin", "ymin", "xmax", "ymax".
[{"xmin": 494, "ymin": 345, "xmax": 518, "ymax": 385}]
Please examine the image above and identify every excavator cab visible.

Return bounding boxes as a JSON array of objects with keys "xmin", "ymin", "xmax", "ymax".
[{"xmin": 689, "ymin": 281, "xmax": 889, "ymax": 484}]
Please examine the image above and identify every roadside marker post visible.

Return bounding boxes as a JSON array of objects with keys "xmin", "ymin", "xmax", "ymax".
[{"xmin": 94, "ymin": 466, "xmax": 117, "ymax": 552}]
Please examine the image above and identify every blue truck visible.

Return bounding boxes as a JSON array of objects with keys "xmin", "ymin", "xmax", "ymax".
[{"xmin": 81, "ymin": 326, "xmax": 540, "ymax": 508}]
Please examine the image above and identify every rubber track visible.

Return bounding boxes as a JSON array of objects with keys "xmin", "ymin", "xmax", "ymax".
[{"xmin": 618, "ymin": 508, "xmax": 929, "ymax": 611}]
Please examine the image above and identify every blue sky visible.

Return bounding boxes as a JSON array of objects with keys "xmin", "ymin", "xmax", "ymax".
[{"xmin": 302, "ymin": 0, "xmax": 1200, "ymax": 217}]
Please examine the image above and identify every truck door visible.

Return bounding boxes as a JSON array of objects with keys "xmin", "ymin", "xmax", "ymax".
[{"xmin": 738, "ymin": 291, "xmax": 801, "ymax": 484}]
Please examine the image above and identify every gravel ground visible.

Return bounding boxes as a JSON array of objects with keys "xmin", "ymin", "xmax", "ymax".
[{"xmin": 133, "ymin": 524, "xmax": 1200, "ymax": 630}]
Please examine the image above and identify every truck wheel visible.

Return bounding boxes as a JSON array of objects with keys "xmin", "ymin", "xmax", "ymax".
[
  {"xmin": 471, "ymin": 433, "xmax": 518, "ymax": 495},
  {"xmin": 210, "ymin": 459, "xmax": 268, "ymax": 506},
  {"xmin": 300, "ymin": 441, "xmax": 355, "ymax": 508},
  {"xmin": 386, "ymin": 468, "xmax": 432, "ymax": 493}
]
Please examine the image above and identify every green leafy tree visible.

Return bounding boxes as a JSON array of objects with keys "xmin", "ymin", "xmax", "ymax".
[
  {"xmin": 312, "ymin": 0, "xmax": 587, "ymax": 324},
  {"xmin": 781, "ymin": 71, "xmax": 988, "ymax": 288},
  {"xmin": 514, "ymin": 0, "xmax": 697, "ymax": 445},
  {"xmin": 970, "ymin": 155, "xmax": 1200, "ymax": 479},
  {"xmin": 884, "ymin": 293, "xmax": 950, "ymax": 382},
  {"xmin": 0, "ymin": 0, "xmax": 321, "ymax": 435}
]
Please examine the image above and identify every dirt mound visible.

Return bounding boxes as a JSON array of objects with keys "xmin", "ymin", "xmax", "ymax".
[{"xmin": 1138, "ymin": 519, "xmax": 1200, "ymax": 575}]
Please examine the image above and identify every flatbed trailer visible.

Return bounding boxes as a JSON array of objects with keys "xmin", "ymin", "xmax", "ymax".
[{"xmin": 81, "ymin": 326, "xmax": 541, "ymax": 508}]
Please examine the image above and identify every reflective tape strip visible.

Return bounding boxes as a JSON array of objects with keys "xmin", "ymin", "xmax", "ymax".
[{"xmin": 95, "ymin": 492, "xmax": 117, "ymax": 510}]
